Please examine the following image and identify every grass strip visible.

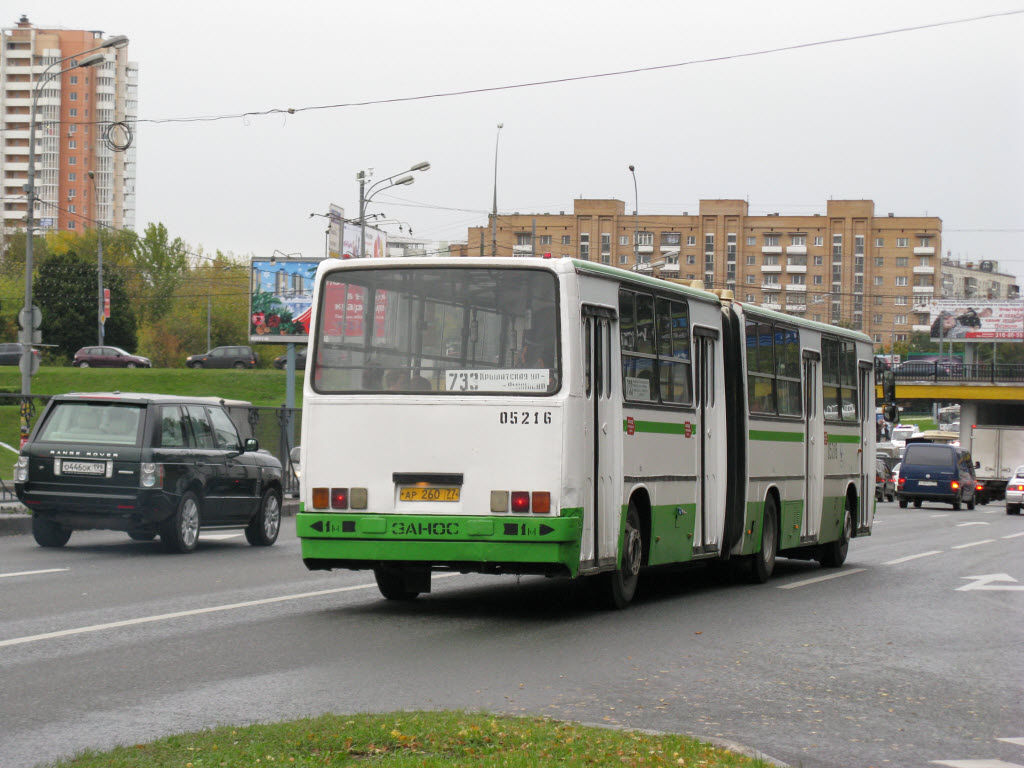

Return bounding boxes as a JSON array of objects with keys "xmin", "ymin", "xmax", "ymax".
[{"xmin": 46, "ymin": 711, "xmax": 771, "ymax": 768}]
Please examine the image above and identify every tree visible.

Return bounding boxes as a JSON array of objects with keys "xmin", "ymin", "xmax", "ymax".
[
  {"xmin": 35, "ymin": 251, "xmax": 136, "ymax": 360},
  {"xmin": 132, "ymin": 223, "xmax": 189, "ymax": 325}
]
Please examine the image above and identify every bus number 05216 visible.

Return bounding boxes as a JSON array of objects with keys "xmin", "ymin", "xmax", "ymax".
[{"xmin": 500, "ymin": 411, "xmax": 552, "ymax": 425}]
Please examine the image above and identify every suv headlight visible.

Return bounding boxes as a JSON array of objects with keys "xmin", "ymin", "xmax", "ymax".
[{"xmin": 14, "ymin": 456, "xmax": 28, "ymax": 483}]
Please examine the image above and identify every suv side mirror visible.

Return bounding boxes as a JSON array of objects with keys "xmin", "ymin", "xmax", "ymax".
[{"xmin": 244, "ymin": 437, "xmax": 259, "ymax": 453}]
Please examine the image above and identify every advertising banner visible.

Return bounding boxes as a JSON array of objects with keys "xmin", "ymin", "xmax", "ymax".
[
  {"xmin": 924, "ymin": 299, "xmax": 1024, "ymax": 342},
  {"xmin": 327, "ymin": 204, "xmax": 344, "ymax": 259},
  {"xmin": 249, "ymin": 258, "xmax": 321, "ymax": 343},
  {"xmin": 341, "ymin": 222, "xmax": 387, "ymax": 259}
]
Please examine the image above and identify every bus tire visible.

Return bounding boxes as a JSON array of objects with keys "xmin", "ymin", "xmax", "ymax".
[
  {"xmin": 747, "ymin": 495, "xmax": 778, "ymax": 583},
  {"xmin": 374, "ymin": 565, "xmax": 424, "ymax": 601},
  {"xmin": 604, "ymin": 503, "xmax": 642, "ymax": 608},
  {"xmin": 819, "ymin": 495, "xmax": 853, "ymax": 568}
]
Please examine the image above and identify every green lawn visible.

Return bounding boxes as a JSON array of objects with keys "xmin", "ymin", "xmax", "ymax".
[
  {"xmin": 0, "ymin": 367, "xmax": 303, "ymax": 474},
  {"xmin": 47, "ymin": 711, "xmax": 769, "ymax": 768}
]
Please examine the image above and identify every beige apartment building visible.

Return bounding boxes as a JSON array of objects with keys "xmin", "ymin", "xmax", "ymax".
[
  {"xmin": 0, "ymin": 16, "xmax": 137, "ymax": 244},
  {"xmin": 454, "ymin": 197, "xmax": 951, "ymax": 348}
]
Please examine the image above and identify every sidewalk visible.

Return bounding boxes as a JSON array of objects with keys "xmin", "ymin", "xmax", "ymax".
[{"xmin": 0, "ymin": 499, "xmax": 300, "ymax": 537}]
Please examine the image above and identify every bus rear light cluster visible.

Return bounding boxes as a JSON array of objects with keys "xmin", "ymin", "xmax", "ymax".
[
  {"xmin": 312, "ymin": 487, "xmax": 368, "ymax": 511},
  {"xmin": 490, "ymin": 490, "xmax": 550, "ymax": 514}
]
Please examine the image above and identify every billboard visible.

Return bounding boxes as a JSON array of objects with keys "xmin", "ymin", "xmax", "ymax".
[
  {"xmin": 924, "ymin": 299, "xmax": 1024, "ymax": 342},
  {"xmin": 342, "ymin": 222, "xmax": 387, "ymax": 259},
  {"xmin": 249, "ymin": 258, "xmax": 321, "ymax": 343}
]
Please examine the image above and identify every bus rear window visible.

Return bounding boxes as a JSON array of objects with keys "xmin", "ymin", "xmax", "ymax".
[{"xmin": 312, "ymin": 267, "xmax": 560, "ymax": 395}]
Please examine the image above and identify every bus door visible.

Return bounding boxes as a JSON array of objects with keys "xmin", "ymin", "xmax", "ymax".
[
  {"xmin": 858, "ymin": 361, "xmax": 874, "ymax": 531},
  {"xmin": 582, "ymin": 305, "xmax": 619, "ymax": 569},
  {"xmin": 802, "ymin": 350, "xmax": 823, "ymax": 541},
  {"xmin": 693, "ymin": 329, "xmax": 720, "ymax": 553}
]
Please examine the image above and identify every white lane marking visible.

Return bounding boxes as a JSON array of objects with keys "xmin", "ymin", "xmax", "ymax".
[
  {"xmin": 777, "ymin": 568, "xmax": 865, "ymax": 590},
  {"xmin": 1003, "ymin": 532, "xmax": 1024, "ymax": 539},
  {"xmin": 883, "ymin": 550, "xmax": 943, "ymax": 565},
  {"xmin": 0, "ymin": 573, "xmax": 459, "ymax": 649},
  {"xmin": 956, "ymin": 574, "xmax": 1024, "ymax": 592},
  {"xmin": 200, "ymin": 533, "xmax": 243, "ymax": 541},
  {"xmin": 952, "ymin": 539, "xmax": 996, "ymax": 550},
  {"xmin": 957, "ymin": 522, "xmax": 990, "ymax": 527},
  {"xmin": 931, "ymin": 760, "xmax": 1024, "ymax": 767},
  {"xmin": 997, "ymin": 737, "xmax": 1024, "ymax": 746},
  {"xmin": 931, "ymin": 514, "xmax": 950, "ymax": 518},
  {"xmin": 0, "ymin": 568, "xmax": 69, "ymax": 579}
]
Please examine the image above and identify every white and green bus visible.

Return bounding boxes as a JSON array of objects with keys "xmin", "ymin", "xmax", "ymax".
[{"xmin": 296, "ymin": 256, "xmax": 875, "ymax": 607}]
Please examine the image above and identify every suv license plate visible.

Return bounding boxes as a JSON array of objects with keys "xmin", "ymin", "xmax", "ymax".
[
  {"xmin": 917, "ymin": 480, "xmax": 937, "ymax": 486},
  {"xmin": 399, "ymin": 487, "xmax": 460, "ymax": 502},
  {"xmin": 59, "ymin": 460, "xmax": 107, "ymax": 476}
]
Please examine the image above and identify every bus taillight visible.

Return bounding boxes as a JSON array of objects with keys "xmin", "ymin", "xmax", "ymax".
[
  {"xmin": 532, "ymin": 492, "xmax": 551, "ymax": 514},
  {"xmin": 312, "ymin": 487, "xmax": 329, "ymax": 509},
  {"xmin": 511, "ymin": 492, "xmax": 530, "ymax": 512},
  {"xmin": 331, "ymin": 488, "xmax": 349, "ymax": 509}
]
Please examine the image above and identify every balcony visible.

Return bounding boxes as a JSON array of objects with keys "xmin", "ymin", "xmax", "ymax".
[
  {"xmin": 913, "ymin": 265, "xmax": 934, "ymax": 274},
  {"xmin": 760, "ymin": 301, "xmax": 782, "ymax": 311},
  {"xmin": 659, "ymin": 246, "xmax": 680, "ymax": 254},
  {"xmin": 914, "ymin": 246, "xmax": 935, "ymax": 255},
  {"xmin": 512, "ymin": 244, "xmax": 534, "ymax": 254},
  {"xmin": 786, "ymin": 304, "xmax": 807, "ymax": 313},
  {"xmin": 912, "ymin": 285, "xmax": 935, "ymax": 294},
  {"xmin": 761, "ymin": 245, "xmax": 782, "ymax": 255},
  {"xmin": 785, "ymin": 283, "xmax": 807, "ymax": 292},
  {"xmin": 761, "ymin": 282, "xmax": 782, "ymax": 291},
  {"xmin": 637, "ymin": 244, "xmax": 654, "ymax": 254},
  {"xmin": 785, "ymin": 264, "xmax": 807, "ymax": 273},
  {"xmin": 912, "ymin": 325, "xmax": 931, "ymax": 333},
  {"xmin": 760, "ymin": 264, "xmax": 781, "ymax": 273},
  {"xmin": 786, "ymin": 245, "xmax": 807, "ymax": 255}
]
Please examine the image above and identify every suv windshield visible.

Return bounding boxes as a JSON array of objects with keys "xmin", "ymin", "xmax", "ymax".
[
  {"xmin": 312, "ymin": 267, "xmax": 560, "ymax": 395},
  {"xmin": 903, "ymin": 444, "xmax": 956, "ymax": 467},
  {"xmin": 36, "ymin": 402, "xmax": 144, "ymax": 447}
]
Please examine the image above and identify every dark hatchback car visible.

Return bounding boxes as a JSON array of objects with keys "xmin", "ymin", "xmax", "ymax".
[
  {"xmin": 73, "ymin": 345, "xmax": 152, "ymax": 368},
  {"xmin": 186, "ymin": 345, "xmax": 258, "ymax": 369},
  {"xmin": 897, "ymin": 442, "xmax": 976, "ymax": 510},
  {"xmin": 0, "ymin": 342, "xmax": 40, "ymax": 366},
  {"xmin": 15, "ymin": 392, "xmax": 283, "ymax": 552},
  {"xmin": 273, "ymin": 347, "xmax": 307, "ymax": 370}
]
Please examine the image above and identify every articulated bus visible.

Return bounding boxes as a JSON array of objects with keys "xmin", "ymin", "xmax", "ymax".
[{"xmin": 296, "ymin": 256, "xmax": 875, "ymax": 607}]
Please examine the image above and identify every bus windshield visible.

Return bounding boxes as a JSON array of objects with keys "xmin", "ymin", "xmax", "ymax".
[{"xmin": 311, "ymin": 266, "xmax": 560, "ymax": 395}]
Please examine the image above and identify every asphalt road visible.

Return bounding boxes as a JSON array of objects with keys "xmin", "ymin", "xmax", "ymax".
[{"xmin": 1, "ymin": 501, "xmax": 1021, "ymax": 768}]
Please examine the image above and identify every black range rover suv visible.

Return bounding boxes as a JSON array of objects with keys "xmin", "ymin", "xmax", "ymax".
[{"xmin": 15, "ymin": 392, "xmax": 284, "ymax": 552}]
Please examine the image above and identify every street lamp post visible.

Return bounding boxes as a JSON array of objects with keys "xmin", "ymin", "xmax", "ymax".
[
  {"xmin": 20, "ymin": 35, "xmax": 128, "ymax": 443},
  {"xmin": 628, "ymin": 165, "xmax": 639, "ymax": 268},
  {"xmin": 87, "ymin": 171, "xmax": 104, "ymax": 345},
  {"xmin": 357, "ymin": 162, "xmax": 430, "ymax": 258},
  {"xmin": 492, "ymin": 123, "xmax": 503, "ymax": 257}
]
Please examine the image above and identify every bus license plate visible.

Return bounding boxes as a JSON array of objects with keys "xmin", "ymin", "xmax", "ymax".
[
  {"xmin": 60, "ymin": 460, "xmax": 107, "ymax": 476},
  {"xmin": 400, "ymin": 487, "xmax": 460, "ymax": 502}
]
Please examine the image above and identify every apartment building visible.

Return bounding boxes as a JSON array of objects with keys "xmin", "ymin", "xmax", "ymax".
[
  {"xmin": 453, "ymin": 197, "xmax": 950, "ymax": 348},
  {"xmin": 0, "ymin": 15, "xmax": 137, "ymax": 243}
]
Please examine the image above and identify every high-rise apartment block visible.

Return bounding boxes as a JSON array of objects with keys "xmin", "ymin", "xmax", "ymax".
[
  {"xmin": 453, "ymin": 197, "xmax": 981, "ymax": 348},
  {"xmin": 1, "ymin": 15, "xmax": 137, "ymax": 242}
]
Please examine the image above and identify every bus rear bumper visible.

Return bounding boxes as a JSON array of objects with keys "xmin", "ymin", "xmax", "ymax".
[{"xmin": 297, "ymin": 512, "xmax": 582, "ymax": 577}]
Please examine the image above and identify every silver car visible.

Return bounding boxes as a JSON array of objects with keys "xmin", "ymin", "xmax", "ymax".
[{"xmin": 1005, "ymin": 465, "xmax": 1024, "ymax": 515}]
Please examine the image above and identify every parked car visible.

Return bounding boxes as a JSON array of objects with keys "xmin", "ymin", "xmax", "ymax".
[
  {"xmin": 875, "ymin": 458, "xmax": 895, "ymax": 502},
  {"xmin": 0, "ymin": 342, "xmax": 40, "ymax": 366},
  {"xmin": 14, "ymin": 392, "xmax": 284, "ymax": 552},
  {"xmin": 897, "ymin": 442, "xmax": 977, "ymax": 511},
  {"xmin": 73, "ymin": 345, "xmax": 151, "ymax": 368},
  {"xmin": 186, "ymin": 345, "xmax": 258, "ymax": 369},
  {"xmin": 273, "ymin": 347, "xmax": 307, "ymax": 370},
  {"xmin": 894, "ymin": 359, "xmax": 962, "ymax": 377},
  {"xmin": 1004, "ymin": 466, "xmax": 1024, "ymax": 515}
]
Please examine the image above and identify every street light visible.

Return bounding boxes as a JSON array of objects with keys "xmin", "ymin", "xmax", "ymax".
[
  {"xmin": 20, "ymin": 35, "xmax": 128, "ymax": 441},
  {"xmin": 87, "ymin": 171, "xmax": 104, "ymax": 345},
  {"xmin": 628, "ymin": 165, "xmax": 639, "ymax": 269},
  {"xmin": 357, "ymin": 161, "xmax": 430, "ymax": 258},
  {"xmin": 492, "ymin": 123, "xmax": 503, "ymax": 257}
]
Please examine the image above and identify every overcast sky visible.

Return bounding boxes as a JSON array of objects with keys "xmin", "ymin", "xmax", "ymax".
[{"xmin": 16, "ymin": 0, "xmax": 1024, "ymax": 280}]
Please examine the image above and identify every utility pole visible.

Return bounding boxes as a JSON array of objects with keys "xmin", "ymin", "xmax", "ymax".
[{"xmin": 492, "ymin": 123, "xmax": 503, "ymax": 257}]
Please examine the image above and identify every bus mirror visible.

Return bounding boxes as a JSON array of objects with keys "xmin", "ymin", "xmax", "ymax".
[
  {"xmin": 883, "ymin": 404, "xmax": 897, "ymax": 422},
  {"xmin": 882, "ymin": 370, "xmax": 896, "ymax": 404}
]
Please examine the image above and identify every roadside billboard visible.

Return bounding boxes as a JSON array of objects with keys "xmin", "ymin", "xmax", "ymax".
[
  {"xmin": 924, "ymin": 299, "xmax": 1024, "ymax": 342},
  {"xmin": 341, "ymin": 222, "xmax": 387, "ymax": 258},
  {"xmin": 249, "ymin": 258, "xmax": 321, "ymax": 343}
]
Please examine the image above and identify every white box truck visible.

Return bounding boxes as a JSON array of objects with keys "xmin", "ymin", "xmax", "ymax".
[{"xmin": 970, "ymin": 425, "xmax": 1024, "ymax": 504}]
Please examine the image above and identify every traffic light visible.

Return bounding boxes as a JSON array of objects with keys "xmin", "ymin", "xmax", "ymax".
[{"xmin": 882, "ymin": 370, "xmax": 896, "ymax": 405}]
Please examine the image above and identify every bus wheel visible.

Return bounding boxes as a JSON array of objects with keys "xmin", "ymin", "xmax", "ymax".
[
  {"xmin": 747, "ymin": 496, "xmax": 778, "ymax": 583},
  {"xmin": 819, "ymin": 495, "xmax": 853, "ymax": 568},
  {"xmin": 604, "ymin": 503, "xmax": 642, "ymax": 609},
  {"xmin": 374, "ymin": 565, "xmax": 425, "ymax": 601}
]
